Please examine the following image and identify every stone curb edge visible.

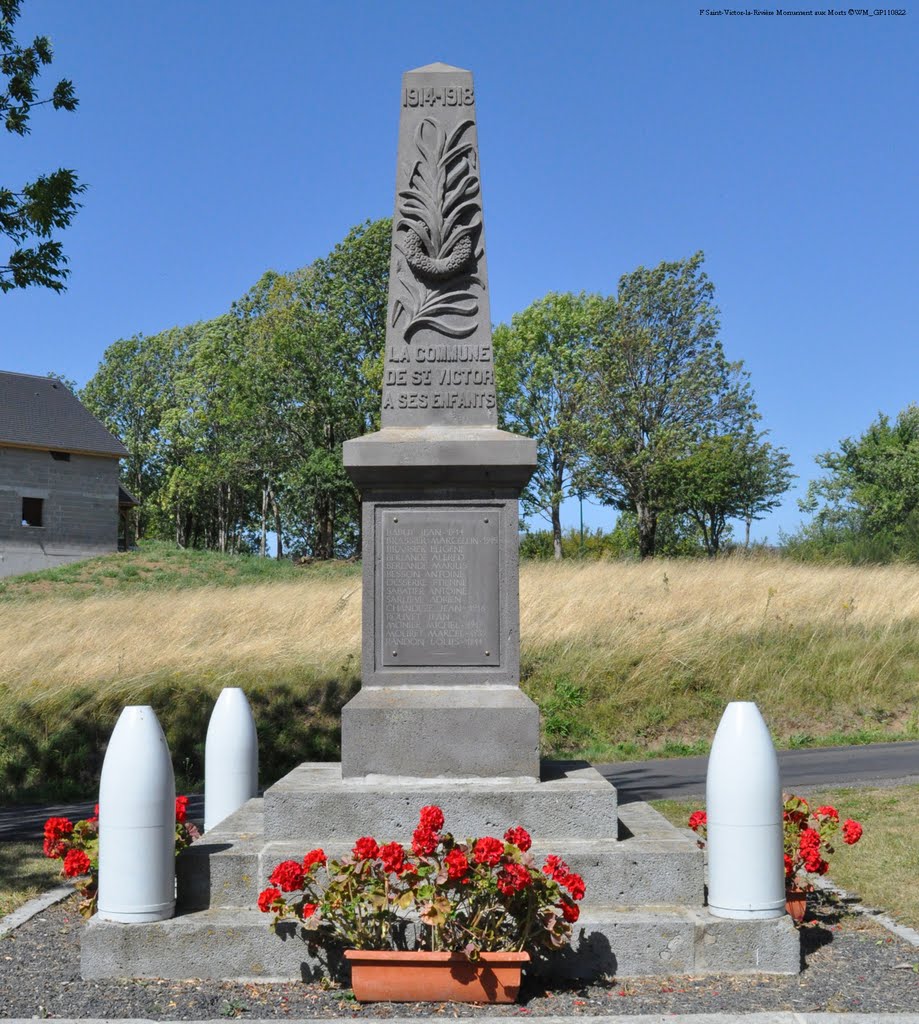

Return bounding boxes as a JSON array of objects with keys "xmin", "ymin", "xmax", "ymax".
[
  {"xmin": 811, "ymin": 875, "xmax": 919, "ymax": 948},
  {"xmin": 0, "ymin": 883, "xmax": 73, "ymax": 940}
]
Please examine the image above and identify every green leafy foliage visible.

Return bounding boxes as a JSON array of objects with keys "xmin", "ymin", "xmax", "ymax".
[
  {"xmin": 789, "ymin": 405, "xmax": 919, "ymax": 564},
  {"xmin": 669, "ymin": 428, "xmax": 794, "ymax": 555},
  {"xmin": 494, "ymin": 292, "xmax": 603, "ymax": 559},
  {"xmin": 578, "ymin": 252, "xmax": 765, "ymax": 558},
  {"xmin": 538, "ymin": 678, "xmax": 592, "ymax": 752},
  {"xmin": 82, "ymin": 219, "xmax": 390, "ymax": 557},
  {"xmin": 1, "ymin": 0, "xmax": 84, "ymax": 292}
]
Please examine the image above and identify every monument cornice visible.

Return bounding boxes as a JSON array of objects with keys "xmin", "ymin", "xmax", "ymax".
[{"xmin": 343, "ymin": 426, "xmax": 536, "ymax": 489}]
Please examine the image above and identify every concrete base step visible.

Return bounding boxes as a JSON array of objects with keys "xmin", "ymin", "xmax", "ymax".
[
  {"xmin": 81, "ymin": 904, "xmax": 799, "ymax": 981},
  {"xmin": 262, "ymin": 760, "xmax": 618, "ymax": 842},
  {"xmin": 177, "ymin": 800, "xmax": 703, "ymax": 913}
]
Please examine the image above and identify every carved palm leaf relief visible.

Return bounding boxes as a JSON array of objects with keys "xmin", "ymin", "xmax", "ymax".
[{"xmin": 392, "ymin": 117, "xmax": 484, "ymax": 341}]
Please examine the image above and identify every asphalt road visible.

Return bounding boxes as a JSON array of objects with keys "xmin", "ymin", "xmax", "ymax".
[
  {"xmin": 2, "ymin": 741, "xmax": 917, "ymax": 841},
  {"xmin": 597, "ymin": 740, "xmax": 919, "ymax": 803}
]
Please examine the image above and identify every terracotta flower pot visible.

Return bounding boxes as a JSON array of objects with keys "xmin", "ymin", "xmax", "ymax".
[
  {"xmin": 344, "ymin": 949, "xmax": 529, "ymax": 1003},
  {"xmin": 785, "ymin": 887, "xmax": 808, "ymax": 923}
]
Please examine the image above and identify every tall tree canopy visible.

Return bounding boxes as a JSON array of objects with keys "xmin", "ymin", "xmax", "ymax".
[
  {"xmin": 85, "ymin": 232, "xmax": 792, "ymax": 561},
  {"xmin": 796, "ymin": 404, "xmax": 919, "ymax": 560},
  {"xmin": 84, "ymin": 219, "xmax": 390, "ymax": 557},
  {"xmin": 494, "ymin": 292, "xmax": 603, "ymax": 559},
  {"xmin": 1, "ymin": 0, "xmax": 84, "ymax": 292},
  {"xmin": 669, "ymin": 427, "xmax": 793, "ymax": 555},
  {"xmin": 579, "ymin": 252, "xmax": 766, "ymax": 558}
]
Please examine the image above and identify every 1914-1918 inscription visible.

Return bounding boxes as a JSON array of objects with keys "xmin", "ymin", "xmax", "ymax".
[{"xmin": 380, "ymin": 508, "xmax": 499, "ymax": 667}]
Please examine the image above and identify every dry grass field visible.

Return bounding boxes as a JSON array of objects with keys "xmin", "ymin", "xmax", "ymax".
[{"xmin": 0, "ymin": 548, "xmax": 917, "ymax": 799}]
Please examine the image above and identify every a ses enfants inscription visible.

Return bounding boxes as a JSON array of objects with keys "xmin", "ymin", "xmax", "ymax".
[{"xmin": 380, "ymin": 508, "xmax": 499, "ymax": 667}]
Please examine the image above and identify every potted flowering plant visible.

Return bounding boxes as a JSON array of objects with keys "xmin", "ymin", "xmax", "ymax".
[
  {"xmin": 42, "ymin": 795, "xmax": 201, "ymax": 918},
  {"xmin": 688, "ymin": 794, "xmax": 863, "ymax": 922},
  {"xmin": 259, "ymin": 805, "xmax": 586, "ymax": 1003}
]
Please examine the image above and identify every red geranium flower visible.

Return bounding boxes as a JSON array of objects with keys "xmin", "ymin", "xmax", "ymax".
[
  {"xmin": 175, "ymin": 796, "xmax": 189, "ymax": 824},
  {"xmin": 412, "ymin": 826, "xmax": 438, "ymax": 856},
  {"xmin": 560, "ymin": 897, "xmax": 580, "ymax": 923},
  {"xmin": 269, "ymin": 859, "xmax": 305, "ymax": 892},
  {"xmin": 445, "ymin": 848, "xmax": 469, "ymax": 880},
  {"xmin": 842, "ymin": 819, "xmax": 863, "ymax": 845},
  {"xmin": 301, "ymin": 902, "xmax": 318, "ymax": 919},
  {"xmin": 504, "ymin": 826, "xmax": 532, "ymax": 852},
  {"xmin": 473, "ymin": 836, "xmax": 504, "ymax": 866},
  {"xmin": 784, "ymin": 854, "xmax": 794, "ymax": 878},
  {"xmin": 496, "ymin": 862, "xmax": 531, "ymax": 896},
  {"xmin": 562, "ymin": 871, "xmax": 586, "ymax": 901},
  {"xmin": 688, "ymin": 810, "xmax": 707, "ymax": 832},
  {"xmin": 353, "ymin": 836, "xmax": 380, "ymax": 861},
  {"xmin": 42, "ymin": 837, "xmax": 67, "ymax": 859},
  {"xmin": 419, "ymin": 805, "xmax": 445, "ymax": 832},
  {"xmin": 43, "ymin": 817, "xmax": 74, "ymax": 841},
  {"xmin": 798, "ymin": 828, "xmax": 821, "ymax": 856},
  {"xmin": 814, "ymin": 805, "xmax": 839, "ymax": 821},
  {"xmin": 257, "ymin": 886, "xmax": 281, "ymax": 913},
  {"xmin": 542, "ymin": 854, "xmax": 570, "ymax": 882},
  {"xmin": 303, "ymin": 848, "xmax": 327, "ymax": 871},
  {"xmin": 62, "ymin": 849, "xmax": 91, "ymax": 878},
  {"xmin": 379, "ymin": 842, "xmax": 406, "ymax": 874}
]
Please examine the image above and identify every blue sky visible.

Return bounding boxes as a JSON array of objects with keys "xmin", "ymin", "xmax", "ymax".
[{"xmin": 1, "ymin": 2, "xmax": 916, "ymax": 543}]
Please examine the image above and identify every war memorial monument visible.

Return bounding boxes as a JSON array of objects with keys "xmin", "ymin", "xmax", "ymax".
[{"xmin": 82, "ymin": 64, "xmax": 798, "ymax": 981}]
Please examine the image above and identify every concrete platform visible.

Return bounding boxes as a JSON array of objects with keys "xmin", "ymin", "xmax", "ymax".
[
  {"xmin": 82, "ymin": 760, "xmax": 800, "ymax": 980},
  {"xmin": 81, "ymin": 903, "xmax": 798, "ymax": 981}
]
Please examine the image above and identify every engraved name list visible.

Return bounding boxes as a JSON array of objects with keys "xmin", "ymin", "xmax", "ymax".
[{"xmin": 380, "ymin": 508, "xmax": 500, "ymax": 667}]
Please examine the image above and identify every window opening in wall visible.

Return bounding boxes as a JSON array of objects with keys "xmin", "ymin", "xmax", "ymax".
[
  {"xmin": 49, "ymin": 451, "xmax": 71, "ymax": 461},
  {"xmin": 21, "ymin": 497, "xmax": 43, "ymax": 527}
]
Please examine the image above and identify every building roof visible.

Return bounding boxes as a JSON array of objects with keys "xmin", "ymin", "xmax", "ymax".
[{"xmin": 0, "ymin": 371, "xmax": 128, "ymax": 457}]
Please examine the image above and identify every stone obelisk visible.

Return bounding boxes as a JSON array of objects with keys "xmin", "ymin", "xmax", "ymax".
[{"xmin": 342, "ymin": 63, "xmax": 539, "ymax": 780}]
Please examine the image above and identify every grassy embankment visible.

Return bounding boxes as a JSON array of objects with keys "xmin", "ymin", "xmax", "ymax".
[
  {"xmin": 654, "ymin": 784, "xmax": 919, "ymax": 932},
  {"xmin": 0, "ymin": 542, "xmax": 917, "ymax": 803}
]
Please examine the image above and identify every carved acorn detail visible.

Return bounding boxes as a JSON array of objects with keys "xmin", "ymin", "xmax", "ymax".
[{"xmin": 392, "ymin": 117, "xmax": 483, "ymax": 340}]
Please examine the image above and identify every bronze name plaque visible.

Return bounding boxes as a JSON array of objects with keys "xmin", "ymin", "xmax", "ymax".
[{"xmin": 379, "ymin": 507, "xmax": 500, "ymax": 667}]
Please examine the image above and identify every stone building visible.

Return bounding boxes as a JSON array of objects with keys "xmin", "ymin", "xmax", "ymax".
[{"xmin": 0, "ymin": 371, "xmax": 135, "ymax": 578}]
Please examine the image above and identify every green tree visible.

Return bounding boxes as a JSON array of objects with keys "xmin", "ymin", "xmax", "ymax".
[
  {"xmin": 82, "ymin": 329, "xmax": 193, "ymax": 541},
  {"xmin": 159, "ymin": 316, "xmax": 261, "ymax": 552},
  {"xmin": 494, "ymin": 292, "xmax": 603, "ymax": 559},
  {"xmin": 231, "ymin": 219, "xmax": 390, "ymax": 558},
  {"xmin": 670, "ymin": 428, "xmax": 793, "ymax": 555},
  {"xmin": 796, "ymin": 404, "xmax": 919, "ymax": 561},
  {"xmin": 1, "ymin": 0, "xmax": 84, "ymax": 292},
  {"xmin": 580, "ymin": 252, "xmax": 755, "ymax": 559}
]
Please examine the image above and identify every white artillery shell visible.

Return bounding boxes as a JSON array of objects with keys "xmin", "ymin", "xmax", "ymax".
[
  {"xmin": 204, "ymin": 687, "xmax": 258, "ymax": 832},
  {"xmin": 706, "ymin": 701, "xmax": 785, "ymax": 920},
  {"xmin": 97, "ymin": 705, "xmax": 176, "ymax": 923}
]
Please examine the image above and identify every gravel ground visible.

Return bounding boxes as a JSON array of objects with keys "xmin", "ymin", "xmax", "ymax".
[{"xmin": 0, "ymin": 892, "xmax": 917, "ymax": 1019}]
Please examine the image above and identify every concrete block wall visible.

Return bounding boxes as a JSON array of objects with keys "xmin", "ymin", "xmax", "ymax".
[{"xmin": 0, "ymin": 445, "xmax": 122, "ymax": 575}]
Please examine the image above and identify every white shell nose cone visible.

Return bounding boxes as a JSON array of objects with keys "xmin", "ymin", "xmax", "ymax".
[
  {"xmin": 97, "ymin": 705, "xmax": 176, "ymax": 923},
  {"xmin": 706, "ymin": 701, "xmax": 785, "ymax": 919},
  {"xmin": 204, "ymin": 687, "xmax": 258, "ymax": 832}
]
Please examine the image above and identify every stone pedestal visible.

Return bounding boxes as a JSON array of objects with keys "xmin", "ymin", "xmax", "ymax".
[{"xmin": 341, "ymin": 63, "xmax": 540, "ymax": 780}]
